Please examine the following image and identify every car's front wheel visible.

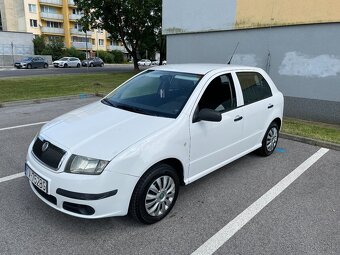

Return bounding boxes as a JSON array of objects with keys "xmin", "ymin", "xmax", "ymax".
[
  {"xmin": 257, "ymin": 122, "xmax": 279, "ymax": 156},
  {"xmin": 129, "ymin": 164, "xmax": 179, "ymax": 224}
]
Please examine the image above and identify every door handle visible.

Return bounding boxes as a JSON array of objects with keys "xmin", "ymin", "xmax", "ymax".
[
  {"xmin": 234, "ymin": 115, "xmax": 243, "ymax": 122},
  {"xmin": 268, "ymin": 104, "xmax": 274, "ymax": 109}
]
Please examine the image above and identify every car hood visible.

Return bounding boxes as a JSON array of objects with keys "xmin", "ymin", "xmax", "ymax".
[{"xmin": 40, "ymin": 101, "xmax": 173, "ymax": 160}]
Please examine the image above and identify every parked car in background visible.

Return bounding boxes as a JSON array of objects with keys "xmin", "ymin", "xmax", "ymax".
[
  {"xmin": 137, "ymin": 59, "xmax": 152, "ymax": 66},
  {"xmin": 25, "ymin": 64, "xmax": 283, "ymax": 224},
  {"xmin": 82, "ymin": 57, "xmax": 104, "ymax": 67},
  {"xmin": 14, "ymin": 57, "xmax": 48, "ymax": 69},
  {"xmin": 151, "ymin": 60, "xmax": 159, "ymax": 65},
  {"xmin": 53, "ymin": 57, "xmax": 81, "ymax": 68},
  {"xmin": 162, "ymin": 60, "xmax": 167, "ymax": 65}
]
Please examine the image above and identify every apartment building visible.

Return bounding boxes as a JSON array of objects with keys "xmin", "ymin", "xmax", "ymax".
[{"xmin": 0, "ymin": 0, "xmax": 126, "ymax": 54}]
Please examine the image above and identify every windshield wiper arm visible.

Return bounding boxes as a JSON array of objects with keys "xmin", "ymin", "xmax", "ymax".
[{"xmin": 101, "ymin": 98, "xmax": 115, "ymax": 107}]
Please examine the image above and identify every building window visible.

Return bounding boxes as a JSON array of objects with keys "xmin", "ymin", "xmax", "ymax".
[
  {"xmin": 0, "ymin": 12, "xmax": 2, "ymax": 31},
  {"xmin": 92, "ymin": 39, "xmax": 95, "ymax": 44},
  {"xmin": 28, "ymin": 4, "xmax": 36, "ymax": 13},
  {"xmin": 99, "ymin": 39, "xmax": 104, "ymax": 46},
  {"xmin": 72, "ymin": 9, "xmax": 83, "ymax": 15},
  {"xmin": 74, "ymin": 23, "xmax": 83, "ymax": 31},
  {"xmin": 41, "ymin": 5, "xmax": 57, "ymax": 14},
  {"xmin": 30, "ymin": 19, "xmax": 38, "ymax": 28},
  {"xmin": 46, "ymin": 21, "xmax": 63, "ymax": 28}
]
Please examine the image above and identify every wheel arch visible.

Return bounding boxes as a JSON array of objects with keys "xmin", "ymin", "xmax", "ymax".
[{"xmin": 143, "ymin": 158, "xmax": 185, "ymax": 186}]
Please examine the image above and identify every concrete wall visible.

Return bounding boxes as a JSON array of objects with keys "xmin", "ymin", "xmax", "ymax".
[
  {"xmin": 0, "ymin": 55, "xmax": 53, "ymax": 66},
  {"xmin": 166, "ymin": 23, "xmax": 340, "ymax": 124}
]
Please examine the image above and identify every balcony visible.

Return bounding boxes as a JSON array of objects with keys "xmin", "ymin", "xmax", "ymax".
[
  {"xmin": 107, "ymin": 45, "xmax": 128, "ymax": 53},
  {"xmin": 41, "ymin": 27, "xmax": 64, "ymax": 34},
  {"xmin": 68, "ymin": 0, "xmax": 75, "ymax": 6},
  {"xmin": 39, "ymin": 0, "xmax": 62, "ymax": 6},
  {"xmin": 40, "ymin": 12, "xmax": 63, "ymax": 20},
  {"xmin": 70, "ymin": 28, "xmax": 92, "ymax": 36},
  {"xmin": 69, "ymin": 14, "xmax": 83, "ymax": 21},
  {"xmin": 72, "ymin": 42, "xmax": 93, "ymax": 49}
]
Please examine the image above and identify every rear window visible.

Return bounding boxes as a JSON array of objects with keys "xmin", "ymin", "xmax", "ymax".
[{"xmin": 237, "ymin": 72, "xmax": 272, "ymax": 105}]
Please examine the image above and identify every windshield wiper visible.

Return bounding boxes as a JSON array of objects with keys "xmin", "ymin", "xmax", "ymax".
[
  {"xmin": 101, "ymin": 98, "xmax": 115, "ymax": 107},
  {"xmin": 115, "ymin": 104, "xmax": 152, "ymax": 115}
]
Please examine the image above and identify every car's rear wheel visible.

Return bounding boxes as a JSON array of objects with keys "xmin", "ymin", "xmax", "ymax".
[
  {"xmin": 27, "ymin": 64, "xmax": 32, "ymax": 69},
  {"xmin": 129, "ymin": 164, "xmax": 179, "ymax": 224},
  {"xmin": 100, "ymin": 63, "xmax": 104, "ymax": 67},
  {"xmin": 257, "ymin": 122, "xmax": 279, "ymax": 156},
  {"xmin": 43, "ymin": 63, "xmax": 48, "ymax": 68}
]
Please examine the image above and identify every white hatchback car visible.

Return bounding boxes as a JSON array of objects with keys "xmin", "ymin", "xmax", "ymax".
[
  {"xmin": 53, "ymin": 57, "xmax": 81, "ymax": 68},
  {"xmin": 25, "ymin": 64, "xmax": 284, "ymax": 224}
]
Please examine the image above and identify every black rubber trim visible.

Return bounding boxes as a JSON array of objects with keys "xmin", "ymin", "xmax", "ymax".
[{"xmin": 56, "ymin": 188, "xmax": 117, "ymax": 200}]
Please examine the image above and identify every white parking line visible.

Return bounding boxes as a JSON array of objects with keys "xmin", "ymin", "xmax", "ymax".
[
  {"xmin": 0, "ymin": 172, "xmax": 25, "ymax": 184},
  {"xmin": 191, "ymin": 147, "xmax": 329, "ymax": 255},
  {"xmin": 0, "ymin": 121, "xmax": 47, "ymax": 132}
]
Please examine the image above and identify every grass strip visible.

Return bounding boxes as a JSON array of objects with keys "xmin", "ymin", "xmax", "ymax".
[
  {"xmin": 0, "ymin": 72, "xmax": 136, "ymax": 103},
  {"xmin": 283, "ymin": 117, "xmax": 340, "ymax": 144}
]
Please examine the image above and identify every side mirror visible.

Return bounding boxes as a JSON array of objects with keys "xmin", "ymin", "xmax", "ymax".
[{"xmin": 194, "ymin": 108, "xmax": 222, "ymax": 123}]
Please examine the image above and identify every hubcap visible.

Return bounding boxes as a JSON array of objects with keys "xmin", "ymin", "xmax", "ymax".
[
  {"xmin": 266, "ymin": 127, "xmax": 278, "ymax": 152},
  {"xmin": 145, "ymin": 176, "xmax": 176, "ymax": 217}
]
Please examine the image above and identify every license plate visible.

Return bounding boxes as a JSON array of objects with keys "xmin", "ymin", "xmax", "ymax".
[{"xmin": 25, "ymin": 164, "xmax": 48, "ymax": 194}]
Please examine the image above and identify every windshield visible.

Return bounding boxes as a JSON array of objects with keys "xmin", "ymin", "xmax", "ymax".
[
  {"xmin": 60, "ymin": 57, "xmax": 69, "ymax": 61},
  {"xmin": 103, "ymin": 70, "xmax": 202, "ymax": 118},
  {"xmin": 22, "ymin": 57, "xmax": 32, "ymax": 61}
]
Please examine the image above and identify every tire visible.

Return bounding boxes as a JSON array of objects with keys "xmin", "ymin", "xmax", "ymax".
[
  {"xmin": 257, "ymin": 122, "xmax": 279, "ymax": 156},
  {"xmin": 100, "ymin": 63, "xmax": 104, "ymax": 67},
  {"xmin": 77, "ymin": 63, "xmax": 80, "ymax": 68},
  {"xmin": 129, "ymin": 164, "xmax": 180, "ymax": 224},
  {"xmin": 90, "ymin": 63, "xmax": 94, "ymax": 67},
  {"xmin": 43, "ymin": 63, "xmax": 48, "ymax": 68},
  {"xmin": 63, "ymin": 63, "xmax": 68, "ymax": 68},
  {"xmin": 27, "ymin": 64, "xmax": 32, "ymax": 69}
]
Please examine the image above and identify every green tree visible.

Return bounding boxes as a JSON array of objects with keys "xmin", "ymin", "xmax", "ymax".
[
  {"xmin": 75, "ymin": 0, "xmax": 162, "ymax": 70},
  {"xmin": 33, "ymin": 36, "xmax": 46, "ymax": 55},
  {"xmin": 41, "ymin": 38, "xmax": 64, "ymax": 61},
  {"xmin": 64, "ymin": 47, "xmax": 86, "ymax": 60}
]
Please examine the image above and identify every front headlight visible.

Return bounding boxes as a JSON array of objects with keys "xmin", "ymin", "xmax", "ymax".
[{"xmin": 65, "ymin": 155, "xmax": 109, "ymax": 175}]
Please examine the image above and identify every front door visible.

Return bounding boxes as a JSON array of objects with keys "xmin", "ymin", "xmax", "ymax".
[{"xmin": 189, "ymin": 73, "xmax": 244, "ymax": 181}]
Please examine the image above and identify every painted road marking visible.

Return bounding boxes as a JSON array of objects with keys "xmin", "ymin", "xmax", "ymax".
[
  {"xmin": 275, "ymin": 147, "xmax": 286, "ymax": 153},
  {"xmin": 0, "ymin": 172, "xmax": 25, "ymax": 184},
  {"xmin": 0, "ymin": 121, "xmax": 48, "ymax": 132},
  {"xmin": 191, "ymin": 147, "xmax": 329, "ymax": 255}
]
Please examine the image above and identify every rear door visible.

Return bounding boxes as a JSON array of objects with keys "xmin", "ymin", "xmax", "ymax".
[
  {"xmin": 235, "ymin": 71, "xmax": 274, "ymax": 147},
  {"xmin": 189, "ymin": 72, "xmax": 244, "ymax": 180}
]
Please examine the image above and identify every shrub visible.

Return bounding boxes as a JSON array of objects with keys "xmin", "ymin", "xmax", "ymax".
[
  {"xmin": 111, "ymin": 50, "xmax": 124, "ymax": 63},
  {"xmin": 64, "ymin": 47, "xmax": 86, "ymax": 60}
]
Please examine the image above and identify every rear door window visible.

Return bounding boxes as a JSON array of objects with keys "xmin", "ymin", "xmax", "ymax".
[{"xmin": 236, "ymin": 72, "xmax": 272, "ymax": 105}]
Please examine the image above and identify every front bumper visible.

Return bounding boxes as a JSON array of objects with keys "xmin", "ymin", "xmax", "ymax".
[{"xmin": 26, "ymin": 147, "xmax": 139, "ymax": 219}]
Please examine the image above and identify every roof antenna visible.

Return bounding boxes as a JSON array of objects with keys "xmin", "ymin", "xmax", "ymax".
[{"xmin": 227, "ymin": 42, "xmax": 239, "ymax": 64}]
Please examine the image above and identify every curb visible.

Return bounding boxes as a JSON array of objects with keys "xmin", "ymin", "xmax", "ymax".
[
  {"xmin": 281, "ymin": 133, "xmax": 340, "ymax": 151},
  {"xmin": 0, "ymin": 94, "xmax": 100, "ymax": 108}
]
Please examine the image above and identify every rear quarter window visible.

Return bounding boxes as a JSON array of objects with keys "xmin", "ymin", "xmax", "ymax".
[{"xmin": 236, "ymin": 72, "xmax": 272, "ymax": 105}]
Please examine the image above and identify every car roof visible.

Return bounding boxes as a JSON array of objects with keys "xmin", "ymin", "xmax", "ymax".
[{"xmin": 149, "ymin": 63, "xmax": 262, "ymax": 75}]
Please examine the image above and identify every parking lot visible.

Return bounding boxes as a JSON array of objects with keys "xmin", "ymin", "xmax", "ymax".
[{"xmin": 0, "ymin": 98, "xmax": 339, "ymax": 255}]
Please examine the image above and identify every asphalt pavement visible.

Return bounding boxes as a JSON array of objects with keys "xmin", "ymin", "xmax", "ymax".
[
  {"xmin": 0, "ymin": 98, "xmax": 339, "ymax": 255},
  {"xmin": 0, "ymin": 64, "xmax": 136, "ymax": 78}
]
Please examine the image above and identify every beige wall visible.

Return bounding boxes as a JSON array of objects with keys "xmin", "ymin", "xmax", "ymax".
[{"xmin": 235, "ymin": 0, "xmax": 340, "ymax": 29}]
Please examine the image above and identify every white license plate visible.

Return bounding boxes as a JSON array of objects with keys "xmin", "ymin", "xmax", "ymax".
[{"xmin": 25, "ymin": 164, "xmax": 48, "ymax": 194}]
